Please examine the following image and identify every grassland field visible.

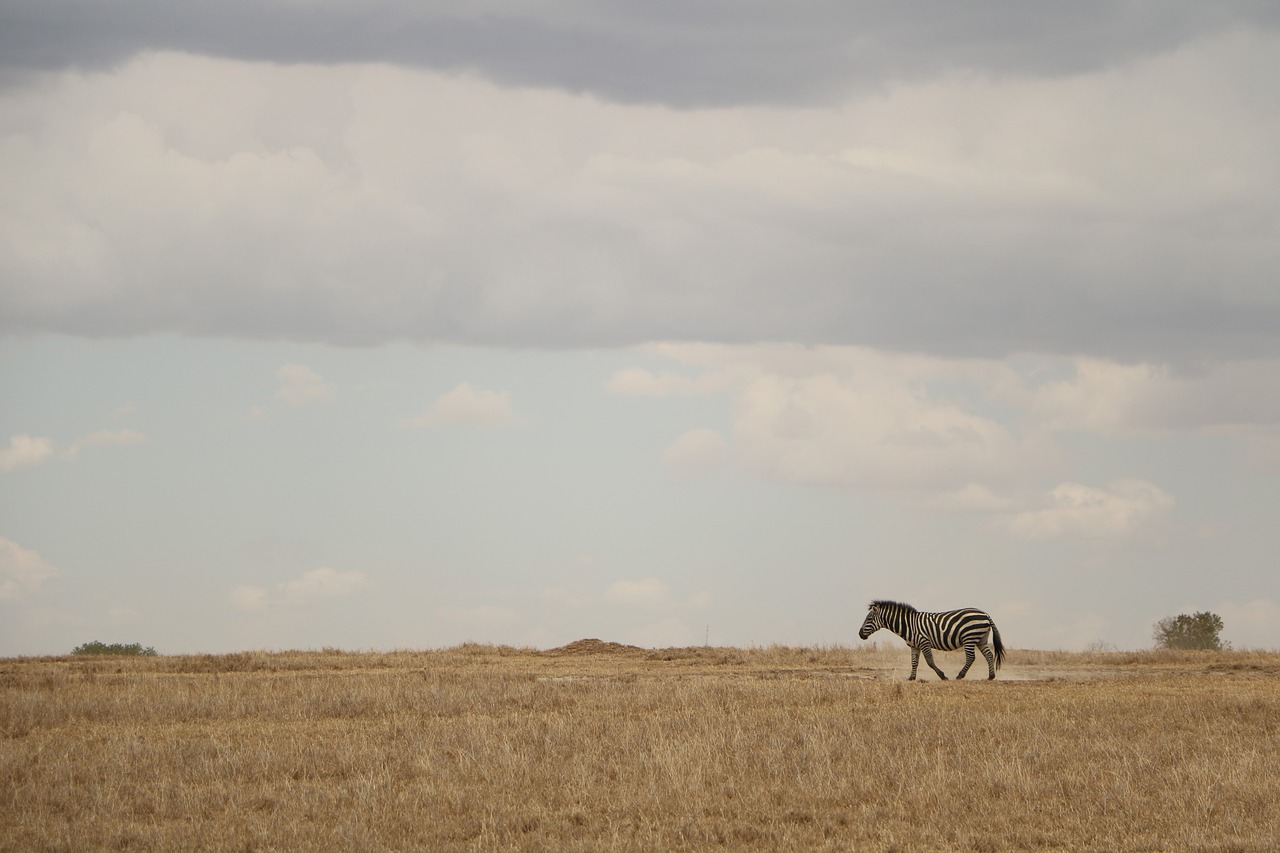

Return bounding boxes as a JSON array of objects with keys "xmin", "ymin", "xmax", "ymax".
[{"xmin": 3, "ymin": 642, "xmax": 1278, "ymax": 852}]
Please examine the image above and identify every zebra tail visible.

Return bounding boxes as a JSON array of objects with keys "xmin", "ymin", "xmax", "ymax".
[{"xmin": 991, "ymin": 622, "xmax": 1006, "ymax": 669}]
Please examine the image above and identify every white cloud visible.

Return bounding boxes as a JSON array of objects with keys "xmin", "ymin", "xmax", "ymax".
[
  {"xmin": 230, "ymin": 568, "xmax": 367, "ymax": 611},
  {"xmin": 661, "ymin": 428, "xmax": 730, "ymax": 476},
  {"xmin": 631, "ymin": 345, "xmax": 1280, "ymax": 505},
  {"xmin": 403, "ymin": 383, "xmax": 513, "ymax": 428},
  {"xmin": 645, "ymin": 344, "xmax": 1053, "ymax": 496},
  {"xmin": 1001, "ymin": 480, "xmax": 1175, "ymax": 540},
  {"xmin": 276, "ymin": 364, "xmax": 334, "ymax": 407},
  {"xmin": 926, "ymin": 484, "xmax": 1013, "ymax": 512},
  {"xmin": 0, "ymin": 538, "xmax": 59, "ymax": 601},
  {"xmin": 598, "ymin": 580, "xmax": 712, "ymax": 612},
  {"xmin": 604, "ymin": 578, "xmax": 670, "ymax": 607},
  {"xmin": 1017, "ymin": 358, "xmax": 1280, "ymax": 435},
  {"xmin": 280, "ymin": 567, "xmax": 367, "ymax": 598},
  {"xmin": 736, "ymin": 372, "xmax": 1030, "ymax": 491},
  {"xmin": 607, "ymin": 368, "xmax": 726, "ymax": 397},
  {"xmin": 65, "ymin": 428, "xmax": 147, "ymax": 460},
  {"xmin": 230, "ymin": 585, "xmax": 269, "ymax": 611},
  {"xmin": 0, "ymin": 434, "xmax": 55, "ymax": 473}
]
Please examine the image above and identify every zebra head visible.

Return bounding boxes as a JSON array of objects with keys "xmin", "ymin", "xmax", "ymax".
[{"xmin": 858, "ymin": 602, "xmax": 883, "ymax": 640}]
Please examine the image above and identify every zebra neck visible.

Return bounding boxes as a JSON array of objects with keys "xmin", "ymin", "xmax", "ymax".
[{"xmin": 885, "ymin": 606, "xmax": 916, "ymax": 640}]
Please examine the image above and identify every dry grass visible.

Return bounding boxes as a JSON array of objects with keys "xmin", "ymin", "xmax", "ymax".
[{"xmin": 3, "ymin": 643, "xmax": 1279, "ymax": 851}]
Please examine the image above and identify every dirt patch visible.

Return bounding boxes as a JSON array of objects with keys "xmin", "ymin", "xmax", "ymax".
[
  {"xmin": 544, "ymin": 638, "xmax": 644, "ymax": 656},
  {"xmin": 1207, "ymin": 661, "xmax": 1280, "ymax": 676}
]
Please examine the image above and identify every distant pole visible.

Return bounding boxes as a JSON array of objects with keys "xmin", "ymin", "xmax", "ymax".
[{"xmin": 705, "ymin": 625, "xmax": 709, "ymax": 647}]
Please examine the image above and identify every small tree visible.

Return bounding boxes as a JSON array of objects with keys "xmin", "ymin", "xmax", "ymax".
[
  {"xmin": 71, "ymin": 641, "xmax": 157, "ymax": 656},
  {"xmin": 1152, "ymin": 612, "xmax": 1229, "ymax": 651}
]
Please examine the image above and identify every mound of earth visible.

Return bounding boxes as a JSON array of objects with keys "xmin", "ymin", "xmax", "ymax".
[{"xmin": 545, "ymin": 638, "xmax": 644, "ymax": 656}]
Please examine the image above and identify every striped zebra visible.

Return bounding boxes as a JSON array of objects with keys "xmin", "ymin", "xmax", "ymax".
[{"xmin": 858, "ymin": 600, "xmax": 1005, "ymax": 680}]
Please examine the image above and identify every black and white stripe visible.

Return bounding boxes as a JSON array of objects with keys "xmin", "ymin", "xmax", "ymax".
[{"xmin": 858, "ymin": 600, "xmax": 1006, "ymax": 680}]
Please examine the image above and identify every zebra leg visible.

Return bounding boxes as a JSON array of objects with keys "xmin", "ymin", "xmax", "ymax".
[
  {"xmin": 921, "ymin": 647, "xmax": 948, "ymax": 680},
  {"xmin": 980, "ymin": 644, "xmax": 996, "ymax": 679},
  {"xmin": 908, "ymin": 648, "xmax": 920, "ymax": 680},
  {"xmin": 956, "ymin": 645, "xmax": 976, "ymax": 679}
]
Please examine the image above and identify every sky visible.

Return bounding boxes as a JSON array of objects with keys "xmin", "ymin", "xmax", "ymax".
[{"xmin": 2, "ymin": 2, "xmax": 1279, "ymax": 655}]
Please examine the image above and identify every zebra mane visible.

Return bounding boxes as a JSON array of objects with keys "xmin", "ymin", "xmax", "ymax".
[{"xmin": 870, "ymin": 599, "xmax": 917, "ymax": 613}]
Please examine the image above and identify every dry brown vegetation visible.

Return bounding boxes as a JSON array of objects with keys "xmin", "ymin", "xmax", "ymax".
[{"xmin": 3, "ymin": 642, "xmax": 1279, "ymax": 851}]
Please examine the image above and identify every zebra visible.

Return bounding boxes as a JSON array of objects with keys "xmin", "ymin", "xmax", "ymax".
[{"xmin": 858, "ymin": 600, "xmax": 1005, "ymax": 680}]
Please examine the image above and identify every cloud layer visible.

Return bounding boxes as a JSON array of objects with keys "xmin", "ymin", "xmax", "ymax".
[
  {"xmin": 614, "ymin": 344, "xmax": 1280, "ymax": 544},
  {"xmin": 2, "ymin": 28, "xmax": 1278, "ymax": 361},
  {"xmin": 5, "ymin": 2, "xmax": 1278, "ymax": 106}
]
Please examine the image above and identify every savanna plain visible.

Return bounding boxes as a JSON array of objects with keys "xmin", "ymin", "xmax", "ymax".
[{"xmin": 2, "ymin": 642, "xmax": 1278, "ymax": 852}]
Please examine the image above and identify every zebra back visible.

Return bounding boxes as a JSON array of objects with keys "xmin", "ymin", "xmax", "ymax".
[{"xmin": 871, "ymin": 600, "xmax": 1000, "ymax": 658}]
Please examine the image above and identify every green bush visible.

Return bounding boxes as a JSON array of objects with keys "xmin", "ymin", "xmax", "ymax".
[
  {"xmin": 1152, "ymin": 612, "xmax": 1229, "ymax": 651},
  {"xmin": 71, "ymin": 641, "xmax": 158, "ymax": 657}
]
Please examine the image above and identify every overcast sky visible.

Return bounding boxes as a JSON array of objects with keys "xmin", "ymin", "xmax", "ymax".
[{"xmin": 3, "ymin": 2, "xmax": 1278, "ymax": 656}]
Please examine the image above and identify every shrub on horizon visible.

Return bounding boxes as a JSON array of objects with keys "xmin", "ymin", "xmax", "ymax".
[
  {"xmin": 71, "ymin": 641, "xmax": 158, "ymax": 657},
  {"xmin": 1152, "ymin": 612, "xmax": 1230, "ymax": 651}
]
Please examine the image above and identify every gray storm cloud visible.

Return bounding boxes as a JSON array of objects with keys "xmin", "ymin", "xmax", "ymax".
[
  {"xmin": 1, "ymin": 3, "xmax": 1278, "ymax": 361},
  {"xmin": 3, "ymin": 1, "xmax": 1278, "ymax": 105}
]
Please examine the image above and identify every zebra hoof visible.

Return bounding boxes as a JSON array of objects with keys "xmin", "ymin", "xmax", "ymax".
[
  {"xmin": 939, "ymin": 674, "xmax": 948, "ymax": 681},
  {"xmin": 988, "ymin": 674, "xmax": 996, "ymax": 680},
  {"xmin": 907, "ymin": 675, "xmax": 917, "ymax": 681}
]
